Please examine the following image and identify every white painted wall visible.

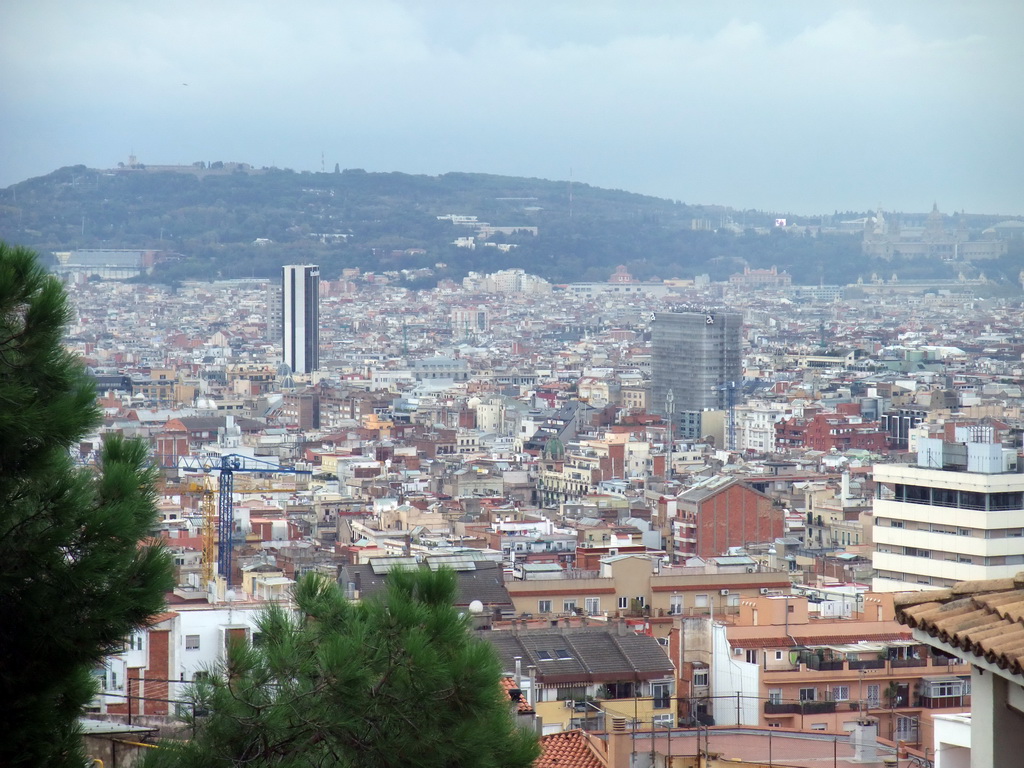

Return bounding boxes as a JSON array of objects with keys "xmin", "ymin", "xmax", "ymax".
[{"xmin": 710, "ymin": 623, "xmax": 759, "ymax": 726}]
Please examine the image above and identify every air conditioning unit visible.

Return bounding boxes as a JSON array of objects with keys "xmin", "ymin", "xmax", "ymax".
[
  {"xmin": 760, "ymin": 588, "xmax": 771, "ymax": 595},
  {"xmin": 733, "ymin": 647, "xmax": 743, "ymax": 656},
  {"xmin": 564, "ymin": 699, "xmax": 575, "ymax": 709},
  {"xmin": 719, "ymin": 589, "xmax": 730, "ymax": 596}
]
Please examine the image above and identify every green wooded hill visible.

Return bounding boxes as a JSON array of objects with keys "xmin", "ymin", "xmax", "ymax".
[{"xmin": 0, "ymin": 164, "xmax": 997, "ymax": 286}]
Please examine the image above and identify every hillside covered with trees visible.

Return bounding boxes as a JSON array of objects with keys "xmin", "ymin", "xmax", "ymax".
[{"xmin": 1, "ymin": 164, "xmax": 1016, "ymax": 286}]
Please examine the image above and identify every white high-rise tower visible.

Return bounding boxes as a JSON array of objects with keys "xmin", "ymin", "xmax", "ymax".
[{"xmin": 282, "ymin": 264, "xmax": 319, "ymax": 374}]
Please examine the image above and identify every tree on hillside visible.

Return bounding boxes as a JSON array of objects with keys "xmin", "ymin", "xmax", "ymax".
[
  {"xmin": 145, "ymin": 569, "xmax": 540, "ymax": 768},
  {"xmin": 0, "ymin": 242, "xmax": 173, "ymax": 767}
]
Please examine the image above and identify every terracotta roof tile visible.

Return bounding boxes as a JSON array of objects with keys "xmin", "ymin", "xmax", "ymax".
[
  {"xmin": 501, "ymin": 677, "xmax": 535, "ymax": 714},
  {"xmin": 535, "ymin": 730, "xmax": 603, "ymax": 768},
  {"xmin": 895, "ymin": 571, "xmax": 1024, "ymax": 677}
]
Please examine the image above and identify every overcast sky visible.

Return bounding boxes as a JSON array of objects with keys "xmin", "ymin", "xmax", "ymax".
[{"xmin": 3, "ymin": 1, "xmax": 1022, "ymax": 215}]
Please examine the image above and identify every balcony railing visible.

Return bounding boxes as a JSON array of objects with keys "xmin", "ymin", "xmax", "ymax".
[
  {"xmin": 805, "ymin": 657, "xmax": 844, "ymax": 671},
  {"xmin": 890, "ymin": 657, "xmax": 927, "ymax": 668},
  {"xmin": 848, "ymin": 659, "xmax": 886, "ymax": 670},
  {"xmin": 777, "ymin": 655, "xmax": 958, "ymax": 676},
  {"xmin": 764, "ymin": 700, "xmax": 837, "ymax": 715}
]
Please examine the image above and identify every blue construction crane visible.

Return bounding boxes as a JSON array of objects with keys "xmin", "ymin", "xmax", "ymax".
[{"xmin": 176, "ymin": 454, "xmax": 312, "ymax": 586}]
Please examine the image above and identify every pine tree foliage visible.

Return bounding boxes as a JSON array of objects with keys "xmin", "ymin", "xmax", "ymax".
[
  {"xmin": 0, "ymin": 241, "xmax": 174, "ymax": 767},
  {"xmin": 147, "ymin": 569, "xmax": 540, "ymax": 768}
]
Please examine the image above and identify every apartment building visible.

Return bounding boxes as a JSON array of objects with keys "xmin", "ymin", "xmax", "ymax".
[
  {"xmin": 673, "ymin": 476, "xmax": 784, "ymax": 560},
  {"xmin": 668, "ymin": 594, "xmax": 970, "ymax": 749},
  {"xmin": 872, "ymin": 436, "xmax": 1024, "ymax": 591},
  {"xmin": 487, "ymin": 624, "xmax": 676, "ymax": 735},
  {"xmin": 505, "ymin": 553, "xmax": 792, "ymax": 636}
]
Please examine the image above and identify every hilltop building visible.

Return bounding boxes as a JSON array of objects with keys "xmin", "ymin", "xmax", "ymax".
[{"xmin": 862, "ymin": 205, "xmax": 1006, "ymax": 261}]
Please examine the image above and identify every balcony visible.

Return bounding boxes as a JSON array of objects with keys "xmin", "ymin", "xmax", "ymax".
[
  {"xmin": 890, "ymin": 657, "xmax": 928, "ymax": 668},
  {"xmin": 805, "ymin": 657, "xmax": 844, "ymax": 672},
  {"xmin": 764, "ymin": 700, "xmax": 837, "ymax": 715},
  {"xmin": 769, "ymin": 654, "xmax": 965, "ymax": 681},
  {"xmin": 848, "ymin": 659, "xmax": 886, "ymax": 670}
]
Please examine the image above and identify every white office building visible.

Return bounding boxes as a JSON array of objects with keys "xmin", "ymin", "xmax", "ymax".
[
  {"xmin": 282, "ymin": 265, "xmax": 319, "ymax": 374},
  {"xmin": 872, "ymin": 436, "xmax": 1024, "ymax": 592}
]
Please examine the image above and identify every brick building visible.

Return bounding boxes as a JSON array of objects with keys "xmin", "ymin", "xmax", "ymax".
[
  {"xmin": 674, "ymin": 476, "xmax": 784, "ymax": 559},
  {"xmin": 774, "ymin": 409, "xmax": 888, "ymax": 453}
]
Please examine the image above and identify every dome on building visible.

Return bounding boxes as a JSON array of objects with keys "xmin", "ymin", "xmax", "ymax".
[{"xmin": 543, "ymin": 436, "xmax": 565, "ymax": 460}]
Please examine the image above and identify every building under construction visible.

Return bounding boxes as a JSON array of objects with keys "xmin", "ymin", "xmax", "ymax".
[{"xmin": 651, "ymin": 310, "xmax": 742, "ymax": 442}]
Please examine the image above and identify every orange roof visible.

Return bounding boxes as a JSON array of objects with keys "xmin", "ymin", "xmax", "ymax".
[
  {"xmin": 535, "ymin": 730, "xmax": 603, "ymax": 768},
  {"xmin": 147, "ymin": 611, "xmax": 178, "ymax": 626},
  {"xmin": 896, "ymin": 573, "xmax": 1024, "ymax": 677},
  {"xmin": 728, "ymin": 620, "xmax": 910, "ymax": 649},
  {"xmin": 500, "ymin": 677, "xmax": 534, "ymax": 714}
]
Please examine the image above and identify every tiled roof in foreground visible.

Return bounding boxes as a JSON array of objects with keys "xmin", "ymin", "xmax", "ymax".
[
  {"xmin": 535, "ymin": 730, "xmax": 602, "ymax": 768},
  {"xmin": 894, "ymin": 573, "xmax": 1024, "ymax": 676}
]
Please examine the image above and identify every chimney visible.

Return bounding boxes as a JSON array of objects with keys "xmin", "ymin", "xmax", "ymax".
[
  {"xmin": 850, "ymin": 718, "xmax": 878, "ymax": 763},
  {"xmin": 527, "ymin": 665, "xmax": 537, "ymax": 709},
  {"xmin": 608, "ymin": 717, "xmax": 633, "ymax": 768}
]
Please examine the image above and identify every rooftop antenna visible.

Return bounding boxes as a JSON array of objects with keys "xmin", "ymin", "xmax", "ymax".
[{"xmin": 321, "ymin": 151, "xmax": 325, "ymax": 173}]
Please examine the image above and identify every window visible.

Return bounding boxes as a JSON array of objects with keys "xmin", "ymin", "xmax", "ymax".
[
  {"xmin": 866, "ymin": 684, "xmax": 880, "ymax": 707},
  {"xmin": 810, "ymin": 723, "xmax": 827, "ymax": 731},
  {"xmin": 799, "ymin": 687, "xmax": 816, "ymax": 702},
  {"xmin": 694, "ymin": 594, "xmax": 709, "ymax": 608},
  {"xmin": 693, "ymin": 670, "xmax": 709, "ymax": 688},
  {"xmin": 128, "ymin": 633, "xmax": 144, "ymax": 651},
  {"xmin": 768, "ymin": 689, "xmax": 782, "ymax": 705},
  {"xmin": 831, "ymin": 685, "xmax": 849, "ymax": 702},
  {"xmin": 585, "ymin": 597, "xmax": 600, "ymax": 615},
  {"xmin": 651, "ymin": 681, "xmax": 671, "ymax": 709},
  {"xmin": 896, "ymin": 716, "xmax": 918, "ymax": 740},
  {"xmin": 618, "ymin": 597, "xmax": 629, "ymax": 610},
  {"xmin": 669, "ymin": 595, "xmax": 683, "ymax": 615},
  {"xmin": 538, "ymin": 600, "xmax": 552, "ymax": 613},
  {"xmin": 563, "ymin": 599, "xmax": 577, "ymax": 613},
  {"xmin": 185, "ymin": 635, "xmax": 200, "ymax": 650},
  {"xmin": 745, "ymin": 650, "xmax": 758, "ymax": 664}
]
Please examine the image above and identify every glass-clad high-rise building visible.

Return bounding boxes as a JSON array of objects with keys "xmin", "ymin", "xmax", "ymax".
[{"xmin": 282, "ymin": 264, "xmax": 319, "ymax": 374}]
